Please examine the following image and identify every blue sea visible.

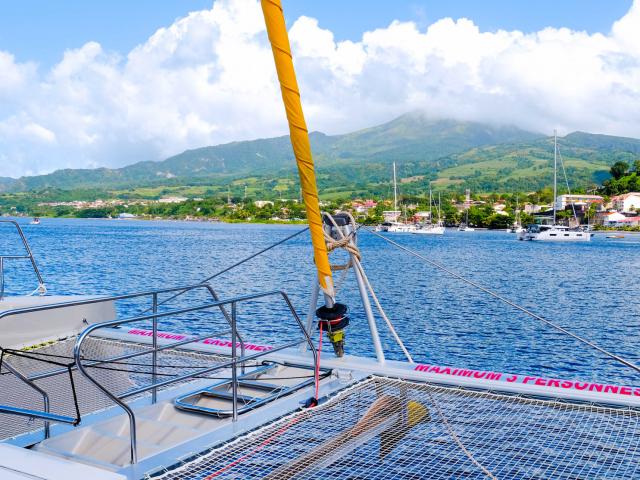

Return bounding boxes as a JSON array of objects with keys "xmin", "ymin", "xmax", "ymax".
[{"xmin": 1, "ymin": 218, "xmax": 639, "ymax": 386}]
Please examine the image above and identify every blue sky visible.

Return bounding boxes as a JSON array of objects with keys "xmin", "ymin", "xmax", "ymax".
[
  {"xmin": 0, "ymin": 0, "xmax": 632, "ymax": 66},
  {"xmin": 1, "ymin": 0, "xmax": 639, "ymax": 177}
]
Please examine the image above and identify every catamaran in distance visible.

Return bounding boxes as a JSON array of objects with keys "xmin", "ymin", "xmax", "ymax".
[{"xmin": 520, "ymin": 131, "xmax": 591, "ymax": 242}]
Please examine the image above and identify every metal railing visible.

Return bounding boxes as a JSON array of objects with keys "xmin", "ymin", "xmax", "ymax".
[
  {"xmin": 0, "ymin": 220, "xmax": 46, "ymax": 300},
  {"xmin": 0, "ymin": 283, "xmax": 239, "ymax": 440},
  {"xmin": 73, "ymin": 288, "xmax": 316, "ymax": 464}
]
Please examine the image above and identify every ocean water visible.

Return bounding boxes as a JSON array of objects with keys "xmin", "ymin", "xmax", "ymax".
[{"xmin": 1, "ymin": 218, "xmax": 639, "ymax": 386}]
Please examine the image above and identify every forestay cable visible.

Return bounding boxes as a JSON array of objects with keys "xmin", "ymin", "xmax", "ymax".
[
  {"xmin": 152, "ymin": 227, "xmax": 310, "ymax": 310},
  {"xmin": 365, "ymin": 227, "xmax": 640, "ymax": 376}
]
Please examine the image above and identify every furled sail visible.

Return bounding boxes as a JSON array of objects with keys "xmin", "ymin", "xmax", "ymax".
[{"xmin": 261, "ymin": 0, "xmax": 335, "ymax": 300}]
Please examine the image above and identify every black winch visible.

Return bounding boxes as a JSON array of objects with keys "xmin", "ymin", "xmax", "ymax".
[{"xmin": 316, "ymin": 302, "xmax": 350, "ymax": 357}]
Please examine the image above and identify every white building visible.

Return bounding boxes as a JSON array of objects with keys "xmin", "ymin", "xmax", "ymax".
[
  {"xmin": 555, "ymin": 194, "xmax": 603, "ymax": 210},
  {"xmin": 610, "ymin": 192, "xmax": 640, "ymax": 213},
  {"xmin": 382, "ymin": 210, "xmax": 401, "ymax": 222},
  {"xmin": 158, "ymin": 197, "xmax": 188, "ymax": 204},
  {"xmin": 602, "ymin": 212, "xmax": 627, "ymax": 225},
  {"xmin": 254, "ymin": 200, "xmax": 274, "ymax": 208}
]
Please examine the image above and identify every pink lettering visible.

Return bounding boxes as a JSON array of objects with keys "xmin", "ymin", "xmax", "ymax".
[
  {"xmin": 522, "ymin": 376, "xmax": 535, "ymax": 384},
  {"xmin": 604, "ymin": 385, "xmax": 619, "ymax": 394},
  {"xmin": 574, "ymin": 382, "xmax": 588, "ymax": 390},
  {"xmin": 485, "ymin": 372, "xmax": 502, "ymax": 381},
  {"xmin": 534, "ymin": 378, "xmax": 547, "ymax": 386},
  {"xmin": 588, "ymin": 383, "xmax": 603, "ymax": 393},
  {"xmin": 620, "ymin": 387, "xmax": 632, "ymax": 396},
  {"xmin": 547, "ymin": 379, "xmax": 560, "ymax": 388},
  {"xmin": 506, "ymin": 374, "xmax": 518, "ymax": 382}
]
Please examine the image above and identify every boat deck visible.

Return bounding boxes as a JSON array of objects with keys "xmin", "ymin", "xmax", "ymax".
[
  {"xmin": 1, "ymin": 334, "xmax": 640, "ymax": 479},
  {"xmin": 0, "ymin": 336, "xmax": 230, "ymax": 444}
]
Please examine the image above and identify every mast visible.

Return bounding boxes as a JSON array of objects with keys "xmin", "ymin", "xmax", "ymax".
[
  {"xmin": 393, "ymin": 162, "xmax": 398, "ymax": 214},
  {"xmin": 428, "ymin": 187, "xmax": 433, "ymax": 224},
  {"xmin": 261, "ymin": 0, "xmax": 334, "ymax": 301},
  {"xmin": 553, "ymin": 129, "xmax": 557, "ymax": 225},
  {"xmin": 438, "ymin": 191, "xmax": 442, "ymax": 224}
]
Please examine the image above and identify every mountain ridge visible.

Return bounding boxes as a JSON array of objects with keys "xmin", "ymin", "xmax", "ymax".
[{"xmin": 1, "ymin": 113, "xmax": 639, "ymax": 194}]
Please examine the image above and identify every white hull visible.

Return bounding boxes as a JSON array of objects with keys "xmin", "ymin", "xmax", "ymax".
[
  {"xmin": 386, "ymin": 223, "xmax": 416, "ymax": 233},
  {"xmin": 520, "ymin": 226, "xmax": 591, "ymax": 242},
  {"xmin": 413, "ymin": 225, "xmax": 445, "ymax": 235}
]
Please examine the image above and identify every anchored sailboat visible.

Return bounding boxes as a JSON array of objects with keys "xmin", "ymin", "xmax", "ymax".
[
  {"xmin": 378, "ymin": 162, "xmax": 416, "ymax": 233},
  {"xmin": 520, "ymin": 131, "xmax": 590, "ymax": 242},
  {"xmin": 414, "ymin": 188, "xmax": 445, "ymax": 235}
]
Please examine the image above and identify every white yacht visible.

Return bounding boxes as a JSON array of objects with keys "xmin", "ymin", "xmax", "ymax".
[
  {"xmin": 458, "ymin": 189, "xmax": 475, "ymax": 231},
  {"xmin": 413, "ymin": 189, "xmax": 445, "ymax": 235},
  {"xmin": 520, "ymin": 131, "xmax": 591, "ymax": 242},
  {"xmin": 0, "ymin": 5, "xmax": 634, "ymax": 479},
  {"xmin": 519, "ymin": 224, "xmax": 590, "ymax": 241},
  {"xmin": 378, "ymin": 162, "xmax": 416, "ymax": 233}
]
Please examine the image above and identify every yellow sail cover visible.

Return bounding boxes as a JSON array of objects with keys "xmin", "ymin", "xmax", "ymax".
[{"xmin": 261, "ymin": 0, "xmax": 334, "ymax": 299}]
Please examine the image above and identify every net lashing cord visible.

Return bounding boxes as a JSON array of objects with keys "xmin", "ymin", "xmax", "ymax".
[
  {"xmin": 0, "ymin": 347, "xmax": 82, "ymax": 425},
  {"xmin": 365, "ymin": 226, "xmax": 640, "ymax": 376},
  {"xmin": 0, "ymin": 348, "xmax": 317, "ymax": 382}
]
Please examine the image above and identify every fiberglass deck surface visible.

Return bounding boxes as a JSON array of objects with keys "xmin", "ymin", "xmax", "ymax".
[
  {"xmin": 0, "ymin": 337, "xmax": 229, "ymax": 442},
  {"xmin": 155, "ymin": 376, "xmax": 640, "ymax": 479}
]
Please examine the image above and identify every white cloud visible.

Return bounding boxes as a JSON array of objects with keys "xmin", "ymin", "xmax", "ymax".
[{"xmin": 1, "ymin": 0, "xmax": 640, "ymax": 178}]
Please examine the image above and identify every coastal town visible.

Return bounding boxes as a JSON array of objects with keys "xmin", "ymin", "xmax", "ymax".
[{"xmin": 3, "ymin": 189, "xmax": 639, "ymax": 231}]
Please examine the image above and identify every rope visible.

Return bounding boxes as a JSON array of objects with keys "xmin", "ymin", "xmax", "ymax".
[
  {"xmin": 323, "ymin": 213, "xmax": 413, "ymax": 363},
  {"xmin": 427, "ymin": 390, "xmax": 497, "ymax": 479},
  {"xmin": 149, "ymin": 227, "xmax": 310, "ymax": 311},
  {"xmin": 365, "ymin": 227, "xmax": 640, "ymax": 376},
  {"xmin": 314, "ymin": 322, "xmax": 323, "ymax": 401}
]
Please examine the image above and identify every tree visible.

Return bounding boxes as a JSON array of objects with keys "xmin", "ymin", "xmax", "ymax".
[
  {"xmin": 610, "ymin": 161, "xmax": 629, "ymax": 180},
  {"xmin": 634, "ymin": 159, "xmax": 640, "ymax": 173}
]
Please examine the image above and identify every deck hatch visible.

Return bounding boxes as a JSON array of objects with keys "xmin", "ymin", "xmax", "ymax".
[{"xmin": 174, "ymin": 362, "xmax": 330, "ymax": 417}]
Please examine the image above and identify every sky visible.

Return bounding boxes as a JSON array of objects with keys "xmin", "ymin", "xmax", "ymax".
[{"xmin": 0, "ymin": 0, "xmax": 638, "ymax": 178}]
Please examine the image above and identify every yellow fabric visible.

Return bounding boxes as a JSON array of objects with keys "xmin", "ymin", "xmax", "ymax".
[{"xmin": 261, "ymin": 0, "xmax": 334, "ymax": 299}]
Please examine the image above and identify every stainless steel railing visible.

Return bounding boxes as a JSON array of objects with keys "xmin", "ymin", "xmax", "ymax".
[
  {"xmin": 0, "ymin": 220, "xmax": 46, "ymax": 300},
  {"xmin": 0, "ymin": 282, "xmax": 242, "ymax": 441},
  {"xmin": 73, "ymin": 288, "xmax": 316, "ymax": 464}
]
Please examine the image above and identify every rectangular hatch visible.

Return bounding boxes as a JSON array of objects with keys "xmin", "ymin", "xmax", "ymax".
[{"xmin": 174, "ymin": 362, "xmax": 330, "ymax": 417}]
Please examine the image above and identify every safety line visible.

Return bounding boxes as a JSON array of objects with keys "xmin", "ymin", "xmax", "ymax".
[{"xmin": 365, "ymin": 227, "xmax": 640, "ymax": 376}]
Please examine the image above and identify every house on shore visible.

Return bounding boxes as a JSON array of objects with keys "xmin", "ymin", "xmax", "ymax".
[{"xmin": 610, "ymin": 192, "xmax": 640, "ymax": 213}]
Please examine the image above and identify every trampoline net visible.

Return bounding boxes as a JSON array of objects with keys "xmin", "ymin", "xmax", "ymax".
[{"xmin": 155, "ymin": 376, "xmax": 640, "ymax": 480}]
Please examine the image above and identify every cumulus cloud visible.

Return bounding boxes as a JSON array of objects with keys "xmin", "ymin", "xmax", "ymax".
[{"xmin": 1, "ymin": 0, "xmax": 640, "ymax": 178}]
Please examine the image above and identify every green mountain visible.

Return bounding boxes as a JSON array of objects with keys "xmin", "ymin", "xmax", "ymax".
[
  {"xmin": 431, "ymin": 132, "xmax": 640, "ymax": 192},
  {"xmin": 0, "ymin": 113, "xmax": 541, "ymax": 193},
  {"xmin": 2, "ymin": 113, "xmax": 639, "ymax": 197}
]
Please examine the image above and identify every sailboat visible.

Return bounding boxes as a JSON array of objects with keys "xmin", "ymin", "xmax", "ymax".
[
  {"xmin": 508, "ymin": 195, "xmax": 524, "ymax": 233},
  {"xmin": 520, "ymin": 131, "xmax": 590, "ymax": 242},
  {"xmin": 378, "ymin": 162, "xmax": 416, "ymax": 233},
  {"xmin": 0, "ymin": 3, "xmax": 634, "ymax": 479},
  {"xmin": 413, "ymin": 188, "xmax": 445, "ymax": 235}
]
